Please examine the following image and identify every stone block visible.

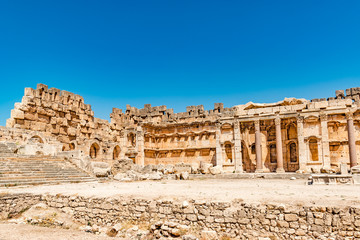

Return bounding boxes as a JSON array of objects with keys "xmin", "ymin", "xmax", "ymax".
[
  {"xmin": 11, "ymin": 109, "xmax": 24, "ymax": 120},
  {"xmin": 284, "ymin": 214, "xmax": 298, "ymax": 222}
]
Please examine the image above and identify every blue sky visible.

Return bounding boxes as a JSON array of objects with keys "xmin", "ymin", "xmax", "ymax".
[{"xmin": 0, "ymin": 0, "xmax": 360, "ymax": 125}]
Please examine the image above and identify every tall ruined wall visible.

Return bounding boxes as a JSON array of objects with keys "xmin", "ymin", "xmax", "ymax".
[
  {"xmin": 6, "ymin": 84, "xmax": 117, "ymax": 160},
  {"xmin": 5, "ymin": 83, "xmax": 360, "ymax": 173}
]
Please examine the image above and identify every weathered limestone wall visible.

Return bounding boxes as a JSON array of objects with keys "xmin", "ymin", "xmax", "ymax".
[
  {"xmin": 5, "ymin": 84, "xmax": 123, "ymax": 163},
  {"xmin": 1, "ymin": 193, "xmax": 360, "ymax": 239},
  {"xmin": 5, "ymin": 83, "xmax": 360, "ymax": 174}
]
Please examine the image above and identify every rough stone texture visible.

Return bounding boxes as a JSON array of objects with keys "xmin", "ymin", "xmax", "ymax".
[
  {"xmin": 3, "ymin": 83, "xmax": 360, "ymax": 176},
  {"xmin": 2, "ymin": 193, "xmax": 360, "ymax": 239}
]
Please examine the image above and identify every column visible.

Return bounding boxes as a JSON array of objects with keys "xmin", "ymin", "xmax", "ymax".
[
  {"xmin": 119, "ymin": 131, "xmax": 126, "ymax": 159},
  {"xmin": 233, "ymin": 121, "xmax": 243, "ymax": 173},
  {"xmin": 320, "ymin": 113, "xmax": 331, "ymax": 169},
  {"xmin": 296, "ymin": 116, "xmax": 307, "ymax": 171},
  {"xmin": 215, "ymin": 123, "xmax": 223, "ymax": 167},
  {"xmin": 275, "ymin": 117, "xmax": 285, "ymax": 173},
  {"xmin": 136, "ymin": 126, "xmax": 145, "ymax": 166},
  {"xmin": 255, "ymin": 119, "xmax": 263, "ymax": 172},
  {"xmin": 346, "ymin": 112, "xmax": 357, "ymax": 167}
]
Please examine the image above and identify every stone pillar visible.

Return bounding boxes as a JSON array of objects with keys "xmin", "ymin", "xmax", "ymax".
[
  {"xmin": 275, "ymin": 117, "xmax": 285, "ymax": 173},
  {"xmin": 233, "ymin": 121, "xmax": 243, "ymax": 173},
  {"xmin": 320, "ymin": 113, "xmax": 331, "ymax": 169},
  {"xmin": 119, "ymin": 131, "xmax": 126, "ymax": 159},
  {"xmin": 346, "ymin": 112, "xmax": 358, "ymax": 167},
  {"xmin": 296, "ymin": 116, "xmax": 307, "ymax": 172},
  {"xmin": 215, "ymin": 123, "xmax": 223, "ymax": 167},
  {"xmin": 255, "ymin": 119, "xmax": 263, "ymax": 172},
  {"xmin": 136, "ymin": 126, "xmax": 145, "ymax": 166}
]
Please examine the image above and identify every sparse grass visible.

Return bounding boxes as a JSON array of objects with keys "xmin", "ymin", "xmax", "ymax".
[{"xmin": 8, "ymin": 206, "xmax": 30, "ymax": 219}]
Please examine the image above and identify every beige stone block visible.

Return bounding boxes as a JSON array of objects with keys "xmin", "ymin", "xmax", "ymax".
[
  {"xmin": 24, "ymin": 87, "xmax": 35, "ymax": 97},
  {"xmin": 32, "ymin": 122, "xmax": 46, "ymax": 131},
  {"xmin": 68, "ymin": 127, "xmax": 77, "ymax": 136},
  {"xmin": 6, "ymin": 119, "xmax": 15, "ymax": 128},
  {"xmin": 11, "ymin": 109, "xmax": 24, "ymax": 120},
  {"xmin": 284, "ymin": 214, "xmax": 298, "ymax": 222},
  {"xmin": 65, "ymin": 113, "xmax": 71, "ymax": 121},
  {"xmin": 21, "ymin": 96, "xmax": 35, "ymax": 106},
  {"xmin": 51, "ymin": 124, "xmax": 60, "ymax": 134},
  {"xmin": 59, "ymin": 127, "xmax": 68, "ymax": 135}
]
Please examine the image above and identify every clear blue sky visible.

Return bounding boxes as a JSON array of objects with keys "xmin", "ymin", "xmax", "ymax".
[{"xmin": 1, "ymin": 0, "xmax": 360, "ymax": 126}]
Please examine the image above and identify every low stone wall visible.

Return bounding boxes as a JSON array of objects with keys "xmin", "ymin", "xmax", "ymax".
[{"xmin": 1, "ymin": 193, "xmax": 360, "ymax": 239}]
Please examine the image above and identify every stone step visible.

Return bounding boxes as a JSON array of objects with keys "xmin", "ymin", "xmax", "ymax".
[
  {"xmin": 0, "ymin": 178, "xmax": 97, "ymax": 186},
  {"xmin": 0, "ymin": 176, "xmax": 95, "ymax": 181},
  {"xmin": 0, "ymin": 157, "xmax": 96, "ymax": 186},
  {"xmin": 0, "ymin": 173, "xmax": 90, "ymax": 178}
]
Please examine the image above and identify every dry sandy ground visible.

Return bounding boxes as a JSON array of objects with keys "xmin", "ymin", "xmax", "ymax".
[
  {"xmin": 0, "ymin": 223, "xmax": 120, "ymax": 240},
  {"xmin": 1, "ymin": 178, "xmax": 360, "ymax": 207}
]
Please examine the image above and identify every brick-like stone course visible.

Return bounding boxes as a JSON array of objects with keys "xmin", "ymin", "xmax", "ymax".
[{"xmin": 1, "ymin": 193, "xmax": 360, "ymax": 239}]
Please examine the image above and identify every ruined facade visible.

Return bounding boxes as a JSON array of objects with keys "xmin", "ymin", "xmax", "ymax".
[{"xmin": 5, "ymin": 83, "xmax": 360, "ymax": 173}]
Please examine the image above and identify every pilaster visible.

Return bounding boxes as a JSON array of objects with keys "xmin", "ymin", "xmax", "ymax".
[
  {"xmin": 320, "ymin": 113, "xmax": 331, "ymax": 169},
  {"xmin": 233, "ymin": 121, "xmax": 243, "ymax": 173},
  {"xmin": 296, "ymin": 116, "xmax": 307, "ymax": 172},
  {"xmin": 215, "ymin": 123, "xmax": 223, "ymax": 167},
  {"xmin": 254, "ymin": 119, "xmax": 263, "ymax": 172}
]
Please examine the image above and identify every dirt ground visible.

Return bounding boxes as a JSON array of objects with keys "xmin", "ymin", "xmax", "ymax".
[
  {"xmin": 1, "ymin": 178, "xmax": 360, "ymax": 207},
  {"xmin": 0, "ymin": 223, "xmax": 121, "ymax": 240}
]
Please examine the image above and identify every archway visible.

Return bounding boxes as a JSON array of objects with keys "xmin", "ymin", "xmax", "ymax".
[
  {"xmin": 69, "ymin": 143, "xmax": 75, "ymax": 150},
  {"xmin": 285, "ymin": 142, "xmax": 299, "ymax": 172},
  {"xmin": 269, "ymin": 144, "xmax": 277, "ymax": 164},
  {"xmin": 28, "ymin": 135, "xmax": 44, "ymax": 144},
  {"xmin": 113, "ymin": 145, "xmax": 121, "ymax": 160},
  {"xmin": 224, "ymin": 142, "xmax": 233, "ymax": 163},
  {"xmin": 128, "ymin": 133, "xmax": 136, "ymax": 147},
  {"xmin": 90, "ymin": 143, "xmax": 100, "ymax": 159}
]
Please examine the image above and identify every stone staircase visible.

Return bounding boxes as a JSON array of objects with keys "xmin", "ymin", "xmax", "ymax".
[
  {"xmin": 0, "ymin": 157, "xmax": 97, "ymax": 186},
  {"xmin": 0, "ymin": 142, "xmax": 18, "ymax": 157}
]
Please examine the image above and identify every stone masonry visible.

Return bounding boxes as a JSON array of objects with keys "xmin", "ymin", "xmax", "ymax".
[
  {"xmin": 4, "ymin": 83, "xmax": 360, "ymax": 174},
  {"xmin": 1, "ymin": 193, "xmax": 360, "ymax": 239}
]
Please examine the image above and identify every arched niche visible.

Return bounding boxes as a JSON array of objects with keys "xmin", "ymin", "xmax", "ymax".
[
  {"xmin": 28, "ymin": 135, "xmax": 44, "ymax": 144},
  {"xmin": 309, "ymin": 138, "xmax": 319, "ymax": 161},
  {"xmin": 113, "ymin": 145, "xmax": 121, "ymax": 160},
  {"xmin": 90, "ymin": 142, "xmax": 100, "ymax": 159}
]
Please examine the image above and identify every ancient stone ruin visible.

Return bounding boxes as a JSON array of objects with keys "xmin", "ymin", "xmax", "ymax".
[
  {"xmin": 2, "ymin": 83, "xmax": 360, "ymax": 179},
  {"xmin": 2, "ymin": 83, "xmax": 360, "ymax": 239}
]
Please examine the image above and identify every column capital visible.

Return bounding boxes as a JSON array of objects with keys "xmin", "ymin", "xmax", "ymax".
[
  {"xmin": 215, "ymin": 122, "xmax": 222, "ymax": 129},
  {"xmin": 346, "ymin": 111, "xmax": 354, "ymax": 120},
  {"xmin": 274, "ymin": 117, "xmax": 281, "ymax": 126},
  {"xmin": 234, "ymin": 121, "xmax": 240, "ymax": 129},
  {"xmin": 296, "ymin": 116, "xmax": 304, "ymax": 123},
  {"xmin": 254, "ymin": 119, "xmax": 260, "ymax": 125},
  {"xmin": 319, "ymin": 113, "xmax": 328, "ymax": 122}
]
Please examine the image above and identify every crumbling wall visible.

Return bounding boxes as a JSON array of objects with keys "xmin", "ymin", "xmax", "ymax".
[
  {"xmin": 1, "ymin": 193, "xmax": 360, "ymax": 239},
  {"xmin": 6, "ymin": 84, "xmax": 120, "ymax": 160}
]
